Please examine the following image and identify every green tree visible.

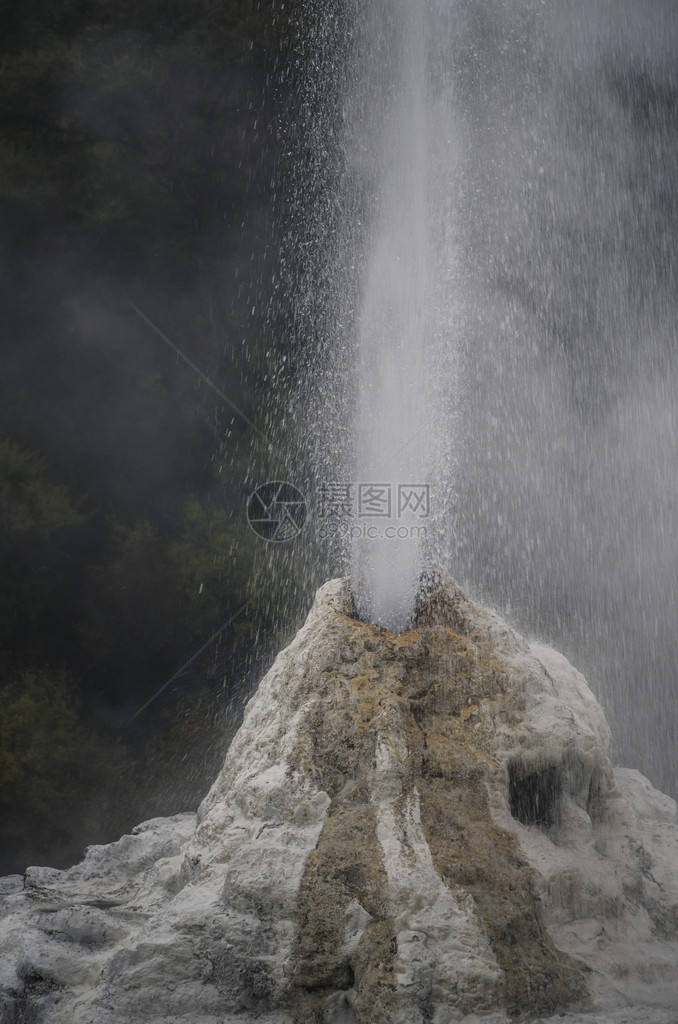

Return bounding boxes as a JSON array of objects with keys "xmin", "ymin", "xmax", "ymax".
[
  {"xmin": 170, "ymin": 497, "xmax": 258, "ymax": 631},
  {"xmin": 0, "ymin": 667, "xmax": 128, "ymax": 873},
  {"xmin": 0, "ymin": 438, "xmax": 84, "ymax": 537},
  {"xmin": 0, "ymin": 440, "xmax": 88, "ymax": 661}
]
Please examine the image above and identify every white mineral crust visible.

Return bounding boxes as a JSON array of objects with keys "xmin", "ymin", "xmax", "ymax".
[{"xmin": 1, "ymin": 577, "xmax": 677, "ymax": 1023}]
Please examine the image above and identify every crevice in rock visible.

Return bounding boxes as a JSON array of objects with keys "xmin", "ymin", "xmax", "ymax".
[
  {"xmin": 586, "ymin": 767, "xmax": 610, "ymax": 824},
  {"xmin": 508, "ymin": 763, "xmax": 562, "ymax": 830}
]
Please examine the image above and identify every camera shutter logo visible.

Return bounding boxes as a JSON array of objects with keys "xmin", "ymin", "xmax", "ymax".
[{"xmin": 247, "ymin": 482, "xmax": 307, "ymax": 542}]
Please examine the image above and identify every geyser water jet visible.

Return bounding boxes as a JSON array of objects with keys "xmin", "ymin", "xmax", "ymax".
[
  {"xmin": 347, "ymin": 0, "xmax": 458, "ymax": 631},
  {"xmin": 350, "ymin": 0, "xmax": 429, "ymax": 631}
]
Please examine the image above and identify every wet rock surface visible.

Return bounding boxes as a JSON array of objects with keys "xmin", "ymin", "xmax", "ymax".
[{"xmin": 1, "ymin": 577, "xmax": 677, "ymax": 1023}]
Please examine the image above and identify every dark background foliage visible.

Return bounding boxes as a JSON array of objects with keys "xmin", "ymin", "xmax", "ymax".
[
  {"xmin": 4, "ymin": 0, "xmax": 677, "ymax": 876},
  {"xmin": 0, "ymin": 0, "xmax": 311, "ymax": 873}
]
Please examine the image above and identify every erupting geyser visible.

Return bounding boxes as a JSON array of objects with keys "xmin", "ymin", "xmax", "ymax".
[
  {"xmin": 3, "ymin": 0, "xmax": 677, "ymax": 1020},
  {"xmin": 301, "ymin": 0, "xmax": 461, "ymax": 634}
]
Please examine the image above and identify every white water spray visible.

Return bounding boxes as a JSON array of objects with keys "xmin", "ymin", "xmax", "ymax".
[
  {"xmin": 351, "ymin": 1, "xmax": 431, "ymax": 629},
  {"xmin": 341, "ymin": 0, "xmax": 461, "ymax": 630}
]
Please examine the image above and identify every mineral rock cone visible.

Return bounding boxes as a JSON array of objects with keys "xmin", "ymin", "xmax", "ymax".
[{"xmin": 2, "ymin": 577, "xmax": 678, "ymax": 1024}]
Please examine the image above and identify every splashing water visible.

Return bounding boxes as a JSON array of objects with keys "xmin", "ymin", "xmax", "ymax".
[{"xmin": 292, "ymin": 0, "xmax": 678, "ymax": 795}]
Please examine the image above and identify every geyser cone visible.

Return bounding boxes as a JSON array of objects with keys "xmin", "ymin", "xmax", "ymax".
[{"xmin": 4, "ymin": 577, "xmax": 678, "ymax": 1023}]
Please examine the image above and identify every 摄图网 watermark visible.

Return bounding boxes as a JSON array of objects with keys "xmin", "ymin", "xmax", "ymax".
[
  {"xmin": 317, "ymin": 482, "xmax": 430, "ymax": 520},
  {"xmin": 247, "ymin": 480, "xmax": 431, "ymax": 543}
]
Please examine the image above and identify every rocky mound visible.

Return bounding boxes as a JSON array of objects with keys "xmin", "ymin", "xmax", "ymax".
[{"xmin": 1, "ymin": 576, "xmax": 677, "ymax": 1024}]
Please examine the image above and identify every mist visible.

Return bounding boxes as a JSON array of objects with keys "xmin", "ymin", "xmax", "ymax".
[{"xmin": 440, "ymin": 0, "xmax": 678, "ymax": 796}]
